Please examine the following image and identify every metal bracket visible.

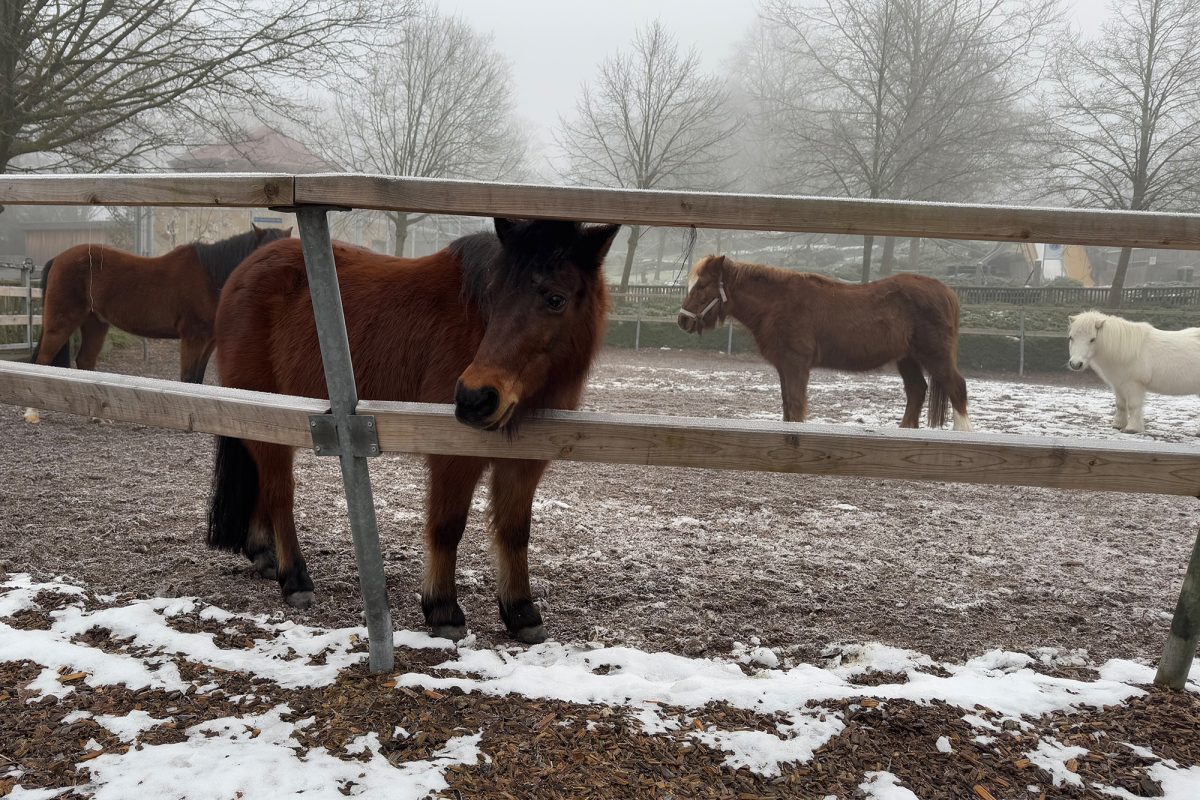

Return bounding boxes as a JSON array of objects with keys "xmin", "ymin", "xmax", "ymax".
[{"xmin": 309, "ymin": 413, "xmax": 381, "ymax": 458}]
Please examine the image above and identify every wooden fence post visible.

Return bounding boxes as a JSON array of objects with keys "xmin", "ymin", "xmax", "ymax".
[{"xmin": 1155, "ymin": 528, "xmax": 1200, "ymax": 689}]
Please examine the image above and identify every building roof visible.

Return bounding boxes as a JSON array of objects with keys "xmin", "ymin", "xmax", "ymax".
[{"xmin": 169, "ymin": 127, "xmax": 336, "ymax": 173}]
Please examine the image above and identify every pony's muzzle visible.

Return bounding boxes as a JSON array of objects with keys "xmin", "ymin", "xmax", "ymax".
[
  {"xmin": 454, "ymin": 378, "xmax": 517, "ymax": 431},
  {"xmin": 677, "ymin": 311, "xmax": 695, "ymax": 333},
  {"xmin": 1068, "ymin": 360, "xmax": 1084, "ymax": 371}
]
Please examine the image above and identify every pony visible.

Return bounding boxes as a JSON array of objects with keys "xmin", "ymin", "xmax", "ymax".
[
  {"xmin": 678, "ymin": 254, "xmax": 972, "ymax": 430},
  {"xmin": 1068, "ymin": 309, "xmax": 1200, "ymax": 434},
  {"xmin": 31, "ymin": 225, "xmax": 290, "ymax": 383},
  {"xmin": 208, "ymin": 218, "xmax": 619, "ymax": 644}
]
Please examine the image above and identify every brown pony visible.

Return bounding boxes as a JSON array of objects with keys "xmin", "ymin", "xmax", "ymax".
[
  {"xmin": 678, "ymin": 255, "xmax": 972, "ymax": 430},
  {"xmin": 208, "ymin": 219, "xmax": 619, "ymax": 643},
  {"xmin": 32, "ymin": 226, "xmax": 290, "ymax": 382}
]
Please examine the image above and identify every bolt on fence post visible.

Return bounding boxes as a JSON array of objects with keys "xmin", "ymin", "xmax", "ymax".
[
  {"xmin": 1155, "ymin": 527, "xmax": 1200, "ymax": 689},
  {"xmin": 294, "ymin": 206, "xmax": 395, "ymax": 674}
]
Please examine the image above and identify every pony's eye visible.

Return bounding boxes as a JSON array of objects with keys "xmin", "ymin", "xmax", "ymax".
[
  {"xmin": 546, "ymin": 293, "xmax": 567, "ymax": 312},
  {"xmin": 1089, "ymin": 337, "xmax": 1095, "ymax": 343}
]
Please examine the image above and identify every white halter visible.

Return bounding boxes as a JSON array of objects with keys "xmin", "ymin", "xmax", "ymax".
[{"xmin": 678, "ymin": 276, "xmax": 728, "ymax": 323}]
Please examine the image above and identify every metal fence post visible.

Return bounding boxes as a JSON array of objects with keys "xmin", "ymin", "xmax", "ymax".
[
  {"xmin": 1018, "ymin": 308, "xmax": 1025, "ymax": 377},
  {"xmin": 1155, "ymin": 527, "xmax": 1200, "ymax": 689},
  {"xmin": 23, "ymin": 258, "xmax": 33, "ymax": 356},
  {"xmin": 294, "ymin": 206, "xmax": 394, "ymax": 673}
]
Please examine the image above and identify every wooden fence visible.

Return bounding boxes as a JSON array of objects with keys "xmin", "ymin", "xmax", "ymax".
[{"xmin": 1, "ymin": 173, "xmax": 1199, "ymax": 687}]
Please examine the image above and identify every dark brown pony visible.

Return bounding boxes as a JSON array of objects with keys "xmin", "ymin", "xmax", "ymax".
[
  {"xmin": 678, "ymin": 255, "xmax": 972, "ymax": 430},
  {"xmin": 208, "ymin": 219, "xmax": 619, "ymax": 643},
  {"xmin": 32, "ymin": 226, "xmax": 290, "ymax": 382}
]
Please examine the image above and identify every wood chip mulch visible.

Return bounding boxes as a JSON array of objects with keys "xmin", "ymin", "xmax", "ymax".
[{"xmin": 2, "ymin": 588, "xmax": 1199, "ymax": 799}]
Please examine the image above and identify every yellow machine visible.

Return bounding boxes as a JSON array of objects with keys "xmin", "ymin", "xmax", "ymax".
[{"xmin": 1020, "ymin": 242, "xmax": 1095, "ymax": 286}]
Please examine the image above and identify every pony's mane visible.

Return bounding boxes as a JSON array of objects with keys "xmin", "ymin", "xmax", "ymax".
[
  {"xmin": 195, "ymin": 228, "xmax": 288, "ymax": 288},
  {"xmin": 719, "ymin": 256, "xmax": 839, "ymax": 287},
  {"xmin": 449, "ymin": 221, "xmax": 599, "ymax": 312},
  {"xmin": 1071, "ymin": 310, "xmax": 1148, "ymax": 364}
]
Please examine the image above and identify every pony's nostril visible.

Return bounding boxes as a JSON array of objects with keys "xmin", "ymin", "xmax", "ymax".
[{"xmin": 455, "ymin": 384, "xmax": 500, "ymax": 421}]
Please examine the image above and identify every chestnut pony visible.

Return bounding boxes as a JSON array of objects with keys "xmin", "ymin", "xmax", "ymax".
[
  {"xmin": 31, "ymin": 226, "xmax": 289, "ymax": 383},
  {"xmin": 679, "ymin": 255, "xmax": 972, "ymax": 430},
  {"xmin": 208, "ymin": 219, "xmax": 619, "ymax": 643}
]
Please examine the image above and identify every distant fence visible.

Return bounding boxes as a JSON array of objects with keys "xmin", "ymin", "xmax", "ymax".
[
  {"xmin": 0, "ymin": 259, "xmax": 40, "ymax": 354},
  {"xmin": 613, "ymin": 283, "xmax": 1200, "ymax": 308}
]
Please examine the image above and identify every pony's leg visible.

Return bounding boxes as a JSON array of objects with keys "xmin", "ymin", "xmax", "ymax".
[
  {"xmin": 490, "ymin": 458, "xmax": 550, "ymax": 643},
  {"xmin": 179, "ymin": 335, "xmax": 216, "ymax": 384},
  {"xmin": 244, "ymin": 440, "xmax": 314, "ymax": 607},
  {"xmin": 74, "ymin": 314, "xmax": 109, "ymax": 371},
  {"xmin": 1120, "ymin": 384, "xmax": 1146, "ymax": 433},
  {"xmin": 1111, "ymin": 389, "xmax": 1128, "ymax": 430},
  {"xmin": 895, "ymin": 357, "xmax": 927, "ymax": 429},
  {"xmin": 421, "ymin": 455, "xmax": 487, "ymax": 640},
  {"xmin": 780, "ymin": 367, "xmax": 810, "ymax": 422}
]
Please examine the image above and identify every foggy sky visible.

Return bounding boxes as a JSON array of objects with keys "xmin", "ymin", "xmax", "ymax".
[{"xmin": 440, "ymin": 0, "xmax": 1116, "ymax": 168}]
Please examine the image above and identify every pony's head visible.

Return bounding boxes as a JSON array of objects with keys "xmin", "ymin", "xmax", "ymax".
[
  {"xmin": 678, "ymin": 254, "xmax": 729, "ymax": 334},
  {"xmin": 454, "ymin": 218, "xmax": 620, "ymax": 431},
  {"xmin": 1067, "ymin": 310, "xmax": 1108, "ymax": 371}
]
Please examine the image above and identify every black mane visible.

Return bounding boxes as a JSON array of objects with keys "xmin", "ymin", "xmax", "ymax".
[
  {"xmin": 194, "ymin": 227, "xmax": 288, "ymax": 288},
  {"xmin": 449, "ymin": 220, "xmax": 597, "ymax": 312}
]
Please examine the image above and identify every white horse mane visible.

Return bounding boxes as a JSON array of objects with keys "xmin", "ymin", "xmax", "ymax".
[{"xmin": 1069, "ymin": 310, "xmax": 1148, "ymax": 365}]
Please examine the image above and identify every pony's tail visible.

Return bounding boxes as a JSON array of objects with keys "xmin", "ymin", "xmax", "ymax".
[
  {"xmin": 30, "ymin": 259, "xmax": 70, "ymax": 367},
  {"xmin": 207, "ymin": 436, "xmax": 259, "ymax": 553},
  {"xmin": 928, "ymin": 379, "xmax": 949, "ymax": 428}
]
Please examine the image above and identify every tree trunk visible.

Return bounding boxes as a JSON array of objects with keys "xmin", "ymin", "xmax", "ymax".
[
  {"xmin": 652, "ymin": 228, "xmax": 667, "ymax": 282},
  {"xmin": 392, "ymin": 212, "xmax": 410, "ymax": 256},
  {"xmin": 1107, "ymin": 247, "xmax": 1134, "ymax": 309},
  {"xmin": 619, "ymin": 225, "xmax": 642, "ymax": 291},
  {"xmin": 907, "ymin": 237, "xmax": 920, "ymax": 271},
  {"xmin": 880, "ymin": 237, "xmax": 896, "ymax": 276},
  {"xmin": 860, "ymin": 235, "xmax": 875, "ymax": 283}
]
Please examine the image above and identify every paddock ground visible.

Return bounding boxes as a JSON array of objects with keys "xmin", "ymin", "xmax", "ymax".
[{"xmin": 2, "ymin": 341, "xmax": 1198, "ymax": 798}]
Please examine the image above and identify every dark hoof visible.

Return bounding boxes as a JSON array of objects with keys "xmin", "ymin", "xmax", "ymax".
[
  {"xmin": 509, "ymin": 624, "xmax": 548, "ymax": 644},
  {"xmin": 431, "ymin": 625, "xmax": 468, "ymax": 642},
  {"xmin": 284, "ymin": 591, "xmax": 314, "ymax": 609},
  {"xmin": 251, "ymin": 551, "xmax": 277, "ymax": 580}
]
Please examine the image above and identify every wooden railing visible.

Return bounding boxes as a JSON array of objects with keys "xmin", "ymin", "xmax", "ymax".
[{"xmin": 1, "ymin": 173, "xmax": 1199, "ymax": 687}]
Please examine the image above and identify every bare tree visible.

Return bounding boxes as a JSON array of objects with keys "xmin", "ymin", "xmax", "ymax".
[
  {"xmin": 312, "ymin": 12, "xmax": 527, "ymax": 255},
  {"xmin": 1045, "ymin": 0, "xmax": 1200, "ymax": 306},
  {"xmin": 555, "ymin": 21, "xmax": 741, "ymax": 289},
  {"xmin": 0, "ymin": 0, "xmax": 414, "ymax": 183},
  {"xmin": 753, "ymin": 0, "xmax": 1056, "ymax": 282}
]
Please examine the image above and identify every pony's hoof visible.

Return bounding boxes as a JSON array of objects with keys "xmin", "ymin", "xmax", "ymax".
[
  {"xmin": 509, "ymin": 624, "xmax": 548, "ymax": 644},
  {"xmin": 23, "ymin": 408, "xmax": 40, "ymax": 424},
  {"xmin": 1122, "ymin": 427, "xmax": 1145, "ymax": 435},
  {"xmin": 284, "ymin": 591, "xmax": 314, "ymax": 609},
  {"xmin": 431, "ymin": 625, "xmax": 467, "ymax": 642}
]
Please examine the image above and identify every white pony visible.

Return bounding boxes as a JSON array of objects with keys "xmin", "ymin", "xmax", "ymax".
[{"xmin": 1067, "ymin": 310, "xmax": 1200, "ymax": 433}]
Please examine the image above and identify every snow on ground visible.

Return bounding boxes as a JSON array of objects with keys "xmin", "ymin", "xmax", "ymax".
[
  {"xmin": 2, "ymin": 575, "xmax": 1198, "ymax": 799},
  {"xmin": 589, "ymin": 362, "xmax": 1200, "ymax": 443}
]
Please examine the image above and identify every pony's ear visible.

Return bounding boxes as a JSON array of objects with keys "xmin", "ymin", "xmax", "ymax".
[
  {"xmin": 494, "ymin": 218, "xmax": 516, "ymax": 244},
  {"xmin": 282, "ymin": 226, "xmax": 293, "ymax": 237},
  {"xmin": 1096, "ymin": 318, "xmax": 1105, "ymax": 330},
  {"xmin": 252, "ymin": 223, "xmax": 262, "ymax": 234},
  {"xmin": 577, "ymin": 224, "xmax": 621, "ymax": 268}
]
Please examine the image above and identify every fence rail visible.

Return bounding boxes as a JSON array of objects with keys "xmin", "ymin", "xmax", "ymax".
[
  {"xmin": 614, "ymin": 283, "xmax": 1200, "ymax": 308},
  {"xmin": 2, "ymin": 172, "xmax": 1199, "ymax": 688}
]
